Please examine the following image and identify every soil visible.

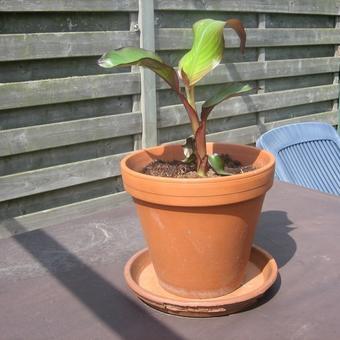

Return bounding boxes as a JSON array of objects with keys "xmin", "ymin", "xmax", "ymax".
[{"xmin": 142, "ymin": 154, "xmax": 255, "ymax": 178}]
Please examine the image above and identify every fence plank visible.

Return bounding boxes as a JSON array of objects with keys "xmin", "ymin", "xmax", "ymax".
[
  {"xmin": 0, "ymin": 73, "xmax": 140, "ymax": 110},
  {"xmin": 0, "ymin": 113, "xmax": 141, "ymax": 157},
  {"xmin": 2, "ymin": 29, "xmax": 340, "ymax": 62},
  {"xmin": 155, "ymin": 0, "xmax": 340, "ymax": 16},
  {"xmin": 159, "ymin": 84, "xmax": 339, "ymax": 128},
  {"xmin": 166, "ymin": 110, "xmax": 338, "ymax": 147},
  {"xmin": 0, "ymin": 31, "xmax": 138, "ymax": 61},
  {"xmin": 0, "ymin": 191, "xmax": 131, "ymax": 239},
  {"xmin": 157, "ymin": 57, "xmax": 340, "ymax": 89},
  {"xmin": 0, "ymin": 0, "xmax": 138, "ymax": 12},
  {"xmin": 1, "ymin": 0, "xmax": 339, "ymax": 15},
  {"xmin": 265, "ymin": 110, "xmax": 338, "ymax": 130},
  {"xmin": 166, "ymin": 125, "xmax": 260, "ymax": 146},
  {"xmin": 156, "ymin": 28, "xmax": 340, "ymax": 50},
  {"xmin": 0, "ymin": 153, "xmax": 126, "ymax": 202}
]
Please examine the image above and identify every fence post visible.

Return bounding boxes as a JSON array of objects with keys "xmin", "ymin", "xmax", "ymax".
[
  {"xmin": 256, "ymin": 13, "xmax": 266, "ymax": 136},
  {"xmin": 334, "ymin": 16, "xmax": 340, "ymax": 133},
  {"xmin": 138, "ymin": 0, "xmax": 158, "ymax": 147},
  {"xmin": 129, "ymin": 12, "xmax": 143, "ymax": 150}
]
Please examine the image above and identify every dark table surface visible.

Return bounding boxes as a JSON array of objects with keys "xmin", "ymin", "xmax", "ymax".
[{"xmin": 0, "ymin": 181, "xmax": 339, "ymax": 340}]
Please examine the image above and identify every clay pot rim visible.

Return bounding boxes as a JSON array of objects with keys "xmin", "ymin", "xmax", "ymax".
[
  {"xmin": 124, "ymin": 245, "xmax": 278, "ymax": 308},
  {"xmin": 121, "ymin": 143, "xmax": 275, "ymax": 183}
]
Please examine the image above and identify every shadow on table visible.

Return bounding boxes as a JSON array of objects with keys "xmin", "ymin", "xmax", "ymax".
[
  {"xmin": 256, "ymin": 210, "xmax": 297, "ymax": 268},
  {"xmin": 5, "ymin": 220, "xmax": 183, "ymax": 340},
  {"xmin": 244, "ymin": 210, "xmax": 297, "ymax": 312}
]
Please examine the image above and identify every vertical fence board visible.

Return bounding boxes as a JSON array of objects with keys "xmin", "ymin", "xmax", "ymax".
[{"xmin": 139, "ymin": 0, "xmax": 158, "ymax": 147}]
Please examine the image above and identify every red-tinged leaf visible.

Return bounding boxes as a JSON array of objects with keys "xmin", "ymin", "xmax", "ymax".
[
  {"xmin": 98, "ymin": 47, "xmax": 180, "ymax": 92},
  {"xmin": 226, "ymin": 19, "xmax": 246, "ymax": 54}
]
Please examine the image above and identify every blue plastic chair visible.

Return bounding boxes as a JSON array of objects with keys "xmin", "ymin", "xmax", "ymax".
[{"xmin": 256, "ymin": 122, "xmax": 340, "ymax": 195}]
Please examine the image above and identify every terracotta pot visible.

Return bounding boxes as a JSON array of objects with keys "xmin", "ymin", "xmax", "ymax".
[{"xmin": 121, "ymin": 143, "xmax": 275, "ymax": 299}]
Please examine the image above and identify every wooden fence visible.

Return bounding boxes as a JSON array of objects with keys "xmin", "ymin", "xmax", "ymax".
[{"xmin": 0, "ymin": 0, "xmax": 339, "ymax": 237}]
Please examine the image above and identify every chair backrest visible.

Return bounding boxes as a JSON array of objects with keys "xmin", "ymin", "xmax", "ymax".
[{"xmin": 256, "ymin": 122, "xmax": 340, "ymax": 195}]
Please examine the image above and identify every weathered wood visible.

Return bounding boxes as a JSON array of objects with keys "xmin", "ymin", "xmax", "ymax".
[
  {"xmin": 0, "ymin": 12, "xmax": 130, "ymax": 35},
  {"xmin": 166, "ymin": 110, "xmax": 338, "ymax": 147},
  {"xmin": 139, "ymin": 0, "xmax": 158, "ymax": 147},
  {"xmin": 159, "ymin": 113, "xmax": 256, "ymax": 144},
  {"xmin": 0, "ymin": 97, "xmax": 133, "ymax": 130},
  {"xmin": 1, "ymin": 58, "xmax": 335, "ymax": 111},
  {"xmin": 0, "ymin": 192, "xmax": 130, "ymax": 239},
  {"xmin": 166, "ymin": 125, "xmax": 260, "ymax": 146},
  {"xmin": 266, "ymin": 13, "xmax": 334, "ymax": 29},
  {"xmin": 156, "ymin": 28, "xmax": 340, "ymax": 50},
  {"xmin": 2, "ymin": 29, "xmax": 340, "ymax": 61},
  {"xmin": 0, "ymin": 73, "xmax": 140, "ymax": 110},
  {"xmin": 155, "ymin": 0, "xmax": 340, "ymax": 16},
  {"xmin": 265, "ymin": 73, "xmax": 333, "ymax": 93},
  {"xmin": 0, "ymin": 113, "xmax": 141, "ymax": 157},
  {"xmin": 0, "ymin": 176, "xmax": 124, "ymax": 218},
  {"xmin": 0, "ymin": 31, "xmax": 139, "ymax": 61},
  {"xmin": 0, "ymin": 136, "xmax": 133, "ymax": 176},
  {"xmin": 333, "ymin": 17, "xmax": 340, "ymax": 130},
  {"xmin": 0, "ymin": 0, "xmax": 138, "ymax": 12},
  {"xmin": 264, "ymin": 110, "xmax": 338, "ymax": 131},
  {"xmin": 159, "ymin": 84, "xmax": 339, "ymax": 128},
  {"xmin": 263, "ymin": 101, "xmax": 332, "ymax": 123},
  {"xmin": 257, "ymin": 13, "xmax": 267, "ymax": 131},
  {"xmin": 1, "ymin": 3, "xmax": 340, "ymax": 234},
  {"xmin": 1, "ymin": 0, "xmax": 339, "ymax": 15},
  {"xmin": 157, "ymin": 57, "xmax": 340, "ymax": 89},
  {"xmin": 0, "ymin": 153, "xmax": 126, "ymax": 202}
]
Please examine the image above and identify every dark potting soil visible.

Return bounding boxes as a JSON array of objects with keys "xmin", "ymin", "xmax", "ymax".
[{"xmin": 142, "ymin": 154, "xmax": 255, "ymax": 178}]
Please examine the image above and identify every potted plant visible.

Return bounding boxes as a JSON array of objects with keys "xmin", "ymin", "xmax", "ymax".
[{"xmin": 98, "ymin": 19, "xmax": 275, "ymax": 300}]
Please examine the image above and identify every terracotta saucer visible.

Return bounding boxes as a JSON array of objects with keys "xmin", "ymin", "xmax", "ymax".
[{"xmin": 124, "ymin": 245, "xmax": 278, "ymax": 317}]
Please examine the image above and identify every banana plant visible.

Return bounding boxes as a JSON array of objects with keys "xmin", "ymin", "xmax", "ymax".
[{"xmin": 98, "ymin": 18, "xmax": 251, "ymax": 176}]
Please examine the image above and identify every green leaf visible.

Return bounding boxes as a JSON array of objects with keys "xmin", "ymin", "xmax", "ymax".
[
  {"xmin": 98, "ymin": 47, "xmax": 179, "ymax": 92},
  {"xmin": 178, "ymin": 19, "xmax": 246, "ymax": 86},
  {"xmin": 208, "ymin": 154, "xmax": 233, "ymax": 176},
  {"xmin": 201, "ymin": 83, "xmax": 252, "ymax": 120}
]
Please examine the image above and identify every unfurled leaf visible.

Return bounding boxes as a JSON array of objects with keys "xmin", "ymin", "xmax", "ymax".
[
  {"xmin": 201, "ymin": 84, "xmax": 252, "ymax": 120},
  {"xmin": 208, "ymin": 154, "xmax": 233, "ymax": 176},
  {"xmin": 98, "ymin": 47, "xmax": 180, "ymax": 92},
  {"xmin": 178, "ymin": 19, "xmax": 246, "ymax": 86}
]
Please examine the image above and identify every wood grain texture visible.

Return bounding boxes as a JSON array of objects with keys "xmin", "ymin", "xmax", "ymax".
[
  {"xmin": 159, "ymin": 84, "xmax": 339, "ymax": 128},
  {"xmin": 2, "ymin": 29, "xmax": 340, "ymax": 61},
  {"xmin": 0, "ymin": 0, "xmax": 138, "ymax": 12},
  {"xmin": 1, "ymin": 0, "xmax": 339, "ymax": 15},
  {"xmin": 0, "ymin": 113, "xmax": 141, "ymax": 157},
  {"xmin": 157, "ymin": 57, "xmax": 340, "ymax": 89},
  {"xmin": 165, "ymin": 110, "xmax": 337, "ymax": 146},
  {"xmin": 155, "ymin": 0, "xmax": 340, "ymax": 15},
  {"xmin": 0, "ymin": 192, "xmax": 130, "ymax": 239},
  {"xmin": 1, "ymin": 4, "xmax": 339, "ymax": 230},
  {"xmin": 139, "ymin": 0, "xmax": 158, "ymax": 147},
  {"xmin": 0, "ymin": 153, "xmax": 126, "ymax": 202},
  {"xmin": 156, "ymin": 28, "xmax": 340, "ymax": 50},
  {"xmin": 0, "ymin": 31, "xmax": 139, "ymax": 61},
  {"xmin": 0, "ymin": 73, "xmax": 140, "ymax": 110}
]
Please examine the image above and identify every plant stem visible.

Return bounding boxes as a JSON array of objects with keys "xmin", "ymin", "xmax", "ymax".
[
  {"xmin": 185, "ymin": 86, "xmax": 196, "ymax": 112},
  {"xmin": 185, "ymin": 85, "xmax": 200, "ymax": 135}
]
